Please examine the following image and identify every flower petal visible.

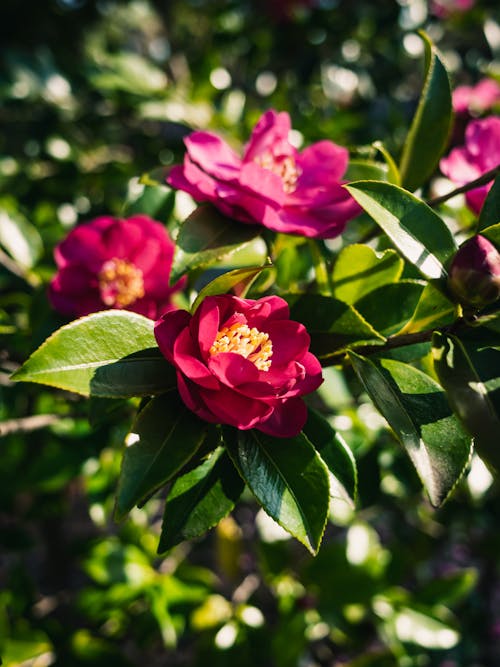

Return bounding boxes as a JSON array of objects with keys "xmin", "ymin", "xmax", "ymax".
[
  {"xmin": 257, "ymin": 397, "xmax": 308, "ymax": 438},
  {"xmin": 155, "ymin": 308, "xmax": 192, "ymax": 364}
]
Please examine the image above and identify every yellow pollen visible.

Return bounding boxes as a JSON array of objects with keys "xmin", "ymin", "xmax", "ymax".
[
  {"xmin": 209, "ymin": 322, "xmax": 273, "ymax": 371},
  {"xmin": 98, "ymin": 257, "xmax": 145, "ymax": 307},
  {"xmin": 255, "ymin": 151, "xmax": 301, "ymax": 194}
]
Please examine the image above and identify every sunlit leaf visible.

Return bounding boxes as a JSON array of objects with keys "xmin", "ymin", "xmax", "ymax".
[
  {"xmin": 286, "ymin": 293, "xmax": 385, "ymax": 359},
  {"xmin": 349, "ymin": 352, "xmax": 472, "ymax": 506},
  {"xmin": 432, "ymin": 331, "xmax": 500, "ymax": 472},
  {"xmin": 116, "ymin": 393, "xmax": 208, "ymax": 518},
  {"xmin": 355, "ymin": 281, "xmax": 425, "ymax": 335},
  {"xmin": 158, "ymin": 447, "xmax": 244, "ymax": 552},
  {"xmin": 478, "ymin": 173, "xmax": 500, "ymax": 232},
  {"xmin": 332, "ymin": 244, "xmax": 403, "ymax": 305},
  {"xmin": 303, "ymin": 409, "xmax": 357, "ymax": 505},
  {"xmin": 345, "ymin": 181, "xmax": 457, "ymax": 289},
  {"xmin": 223, "ymin": 427, "xmax": 329, "ymax": 554},
  {"xmin": 11, "ymin": 310, "xmax": 173, "ymax": 397},
  {"xmin": 399, "ymin": 32, "xmax": 453, "ymax": 192},
  {"xmin": 190, "ymin": 264, "xmax": 271, "ymax": 313},
  {"xmin": 170, "ymin": 205, "xmax": 261, "ymax": 283}
]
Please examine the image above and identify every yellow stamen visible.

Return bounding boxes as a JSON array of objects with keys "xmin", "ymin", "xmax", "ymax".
[
  {"xmin": 209, "ymin": 322, "xmax": 273, "ymax": 371},
  {"xmin": 255, "ymin": 151, "xmax": 301, "ymax": 194},
  {"xmin": 98, "ymin": 258, "xmax": 145, "ymax": 307}
]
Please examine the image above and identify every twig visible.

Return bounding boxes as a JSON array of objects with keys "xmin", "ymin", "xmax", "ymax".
[
  {"xmin": 0, "ymin": 414, "xmax": 61, "ymax": 437},
  {"xmin": 427, "ymin": 163, "xmax": 500, "ymax": 207}
]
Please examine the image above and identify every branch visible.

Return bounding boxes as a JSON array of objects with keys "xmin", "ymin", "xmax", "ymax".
[
  {"xmin": 427, "ymin": 163, "xmax": 500, "ymax": 207},
  {"xmin": 0, "ymin": 414, "xmax": 61, "ymax": 437}
]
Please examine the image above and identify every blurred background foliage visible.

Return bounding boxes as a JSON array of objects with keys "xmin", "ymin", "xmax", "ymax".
[{"xmin": 1, "ymin": 0, "xmax": 500, "ymax": 665}]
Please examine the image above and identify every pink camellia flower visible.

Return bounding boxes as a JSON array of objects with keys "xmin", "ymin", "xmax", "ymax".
[
  {"xmin": 154, "ymin": 294, "xmax": 323, "ymax": 438},
  {"xmin": 453, "ymin": 79, "xmax": 500, "ymax": 116},
  {"xmin": 49, "ymin": 215, "xmax": 185, "ymax": 319},
  {"xmin": 440, "ymin": 116, "xmax": 500, "ymax": 214},
  {"xmin": 167, "ymin": 109, "xmax": 360, "ymax": 239},
  {"xmin": 448, "ymin": 235, "xmax": 500, "ymax": 308},
  {"xmin": 431, "ymin": 0, "xmax": 474, "ymax": 18}
]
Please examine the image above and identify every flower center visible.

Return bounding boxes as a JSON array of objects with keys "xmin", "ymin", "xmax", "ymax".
[
  {"xmin": 98, "ymin": 258, "xmax": 145, "ymax": 308},
  {"xmin": 209, "ymin": 322, "xmax": 273, "ymax": 371},
  {"xmin": 255, "ymin": 151, "xmax": 301, "ymax": 194}
]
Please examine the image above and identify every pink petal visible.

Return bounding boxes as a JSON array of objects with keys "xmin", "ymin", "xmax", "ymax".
[
  {"xmin": 177, "ymin": 373, "xmax": 220, "ymax": 424},
  {"xmin": 184, "ymin": 131, "xmax": 242, "ymax": 180},
  {"xmin": 154, "ymin": 308, "xmax": 192, "ymax": 364},
  {"xmin": 192, "ymin": 297, "xmax": 222, "ymax": 359},
  {"xmin": 199, "ymin": 383, "xmax": 272, "ymax": 429},
  {"xmin": 243, "ymin": 110, "xmax": 292, "ymax": 162},
  {"xmin": 208, "ymin": 352, "xmax": 260, "ymax": 386},
  {"xmin": 296, "ymin": 140, "xmax": 349, "ymax": 186},
  {"xmin": 256, "ymin": 398, "xmax": 308, "ymax": 438},
  {"xmin": 264, "ymin": 320, "xmax": 310, "ymax": 366},
  {"xmin": 173, "ymin": 328, "xmax": 220, "ymax": 390}
]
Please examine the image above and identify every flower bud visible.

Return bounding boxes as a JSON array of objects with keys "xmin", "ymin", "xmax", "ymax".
[{"xmin": 448, "ymin": 235, "xmax": 500, "ymax": 308}]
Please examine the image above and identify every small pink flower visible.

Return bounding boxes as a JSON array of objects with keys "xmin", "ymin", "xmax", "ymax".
[
  {"xmin": 440, "ymin": 116, "xmax": 500, "ymax": 214},
  {"xmin": 167, "ymin": 109, "xmax": 360, "ymax": 239},
  {"xmin": 453, "ymin": 79, "xmax": 500, "ymax": 115},
  {"xmin": 431, "ymin": 0, "xmax": 474, "ymax": 18},
  {"xmin": 49, "ymin": 215, "xmax": 185, "ymax": 319},
  {"xmin": 154, "ymin": 294, "xmax": 323, "ymax": 438}
]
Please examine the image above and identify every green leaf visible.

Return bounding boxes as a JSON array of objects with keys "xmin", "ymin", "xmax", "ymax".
[
  {"xmin": 345, "ymin": 181, "xmax": 457, "ymax": 288},
  {"xmin": 303, "ymin": 409, "xmax": 357, "ymax": 505},
  {"xmin": 0, "ymin": 209, "xmax": 43, "ymax": 269},
  {"xmin": 478, "ymin": 173, "xmax": 500, "ymax": 232},
  {"xmin": 373, "ymin": 141, "xmax": 401, "ymax": 185},
  {"xmin": 355, "ymin": 281, "xmax": 425, "ymax": 336},
  {"xmin": 171, "ymin": 205, "xmax": 261, "ymax": 283},
  {"xmin": 191, "ymin": 264, "xmax": 271, "ymax": 313},
  {"xmin": 158, "ymin": 447, "xmax": 244, "ymax": 552},
  {"xmin": 11, "ymin": 310, "xmax": 172, "ymax": 397},
  {"xmin": 432, "ymin": 331, "xmax": 500, "ymax": 472},
  {"xmin": 123, "ymin": 182, "xmax": 175, "ymax": 220},
  {"xmin": 345, "ymin": 159, "xmax": 390, "ymax": 183},
  {"xmin": 332, "ymin": 244, "xmax": 403, "ymax": 305},
  {"xmin": 398, "ymin": 283, "xmax": 456, "ymax": 334},
  {"xmin": 480, "ymin": 221, "xmax": 500, "ymax": 250},
  {"xmin": 115, "ymin": 394, "xmax": 208, "ymax": 519},
  {"xmin": 223, "ymin": 427, "xmax": 330, "ymax": 554},
  {"xmin": 349, "ymin": 352, "xmax": 472, "ymax": 506},
  {"xmin": 399, "ymin": 32, "xmax": 453, "ymax": 192},
  {"xmin": 89, "ymin": 52, "xmax": 168, "ymax": 95},
  {"xmin": 286, "ymin": 293, "xmax": 385, "ymax": 359}
]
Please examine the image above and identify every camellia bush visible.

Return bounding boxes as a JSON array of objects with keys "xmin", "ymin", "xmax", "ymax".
[
  {"xmin": 2, "ymin": 1, "xmax": 500, "ymax": 665},
  {"xmin": 11, "ymin": 31, "xmax": 500, "ymax": 554}
]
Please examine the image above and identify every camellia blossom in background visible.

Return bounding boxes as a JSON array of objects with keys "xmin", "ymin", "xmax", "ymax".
[
  {"xmin": 49, "ymin": 215, "xmax": 185, "ymax": 319},
  {"xmin": 452, "ymin": 79, "xmax": 500, "ymax": 116},
  {"xmin": 440, "ymin": 116, "xmax": 500, "ymax": 214},
  {"xmin": 167, "ymin": 109, "xmax": 360, "ymax": 239},
  {"xmin": 430, "ymin": 0, "xmax": 474, "ymax": 18},
  {"xmin": 154, "ymin": 294, "xmax": 323, "ymax": 437},
  {"xmin": 448, "ymin": 235, "xmax": 500, "ymax": 308}
]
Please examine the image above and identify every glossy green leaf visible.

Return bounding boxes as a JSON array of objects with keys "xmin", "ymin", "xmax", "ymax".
[
  {"xmin": 332, "ymin": 244, "xmax": 403, "ymax": 305},
  {"xmin": 398, "ymin": 283, "xmax": 457, "ymax": 334},
  {"xmin": 303, "ymin": 409, "xmax": 357, "ymax": 505},
  {"xmin": 191, "ymin": 264, "xmax": 271, "ymax": 313},
  {"xmin": 124, "ymin": 182, "xmax": 175, "ymax": 220},
  {"xmin": 171, "ymin": 204, "xmax": 261, "ymax": 283},
  {"xmin": 355, "ymin": 281, "xmax": 425, "ymax": 336},
  {"xmin": 399, "ymin": 32, "xmax": 453, "ymax": 192},
  {"xmin": 345, "ymin": 159, "xmax": 390, "ymax": 183},
  {"xmin": 480, "ymin": 221, "xmax": 500, "ymax": 250},
  {"xmin": 373, "ymin": 141, "xmax": 401, "ymax": 185},
  {"xmin": 158, "ymin": 447, "xmax": 244, "ymax": 552},
  {"xmin": 349, "ymin": 352, "xmax": 472, "ymax": 506},
  {"xmin": 0, "ymin": 209, "xmax": 43, "ymax": 269},
  {"xmin": 286, "ymin": 293, "xmax": 385, "ymax": 359},
  {"xmin": 115, "ymin": 394, "xmax": 208, "ymax": 519},
  {"xmin": 11, "ymin": 310, "xmax": 171, "ymax": 397},
  {"xmin": 478, "ymin": 173, "xmax": 500, "ymax": 232},
  {"xmin": 432, "ymin": 331, "xmax": 500, "ymax": 471},
  {"xmin": 223, "ymin": 427, "xmax": 330, "ymax": 554},
  {"xmin": 345, "ymin": 181, "xmax": 457, "ymax": 288}
]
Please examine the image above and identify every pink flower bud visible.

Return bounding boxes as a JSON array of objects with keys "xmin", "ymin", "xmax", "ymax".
[{"xmin": 448, "ymin": 235, "xmax": 500, "ymax": 308}]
